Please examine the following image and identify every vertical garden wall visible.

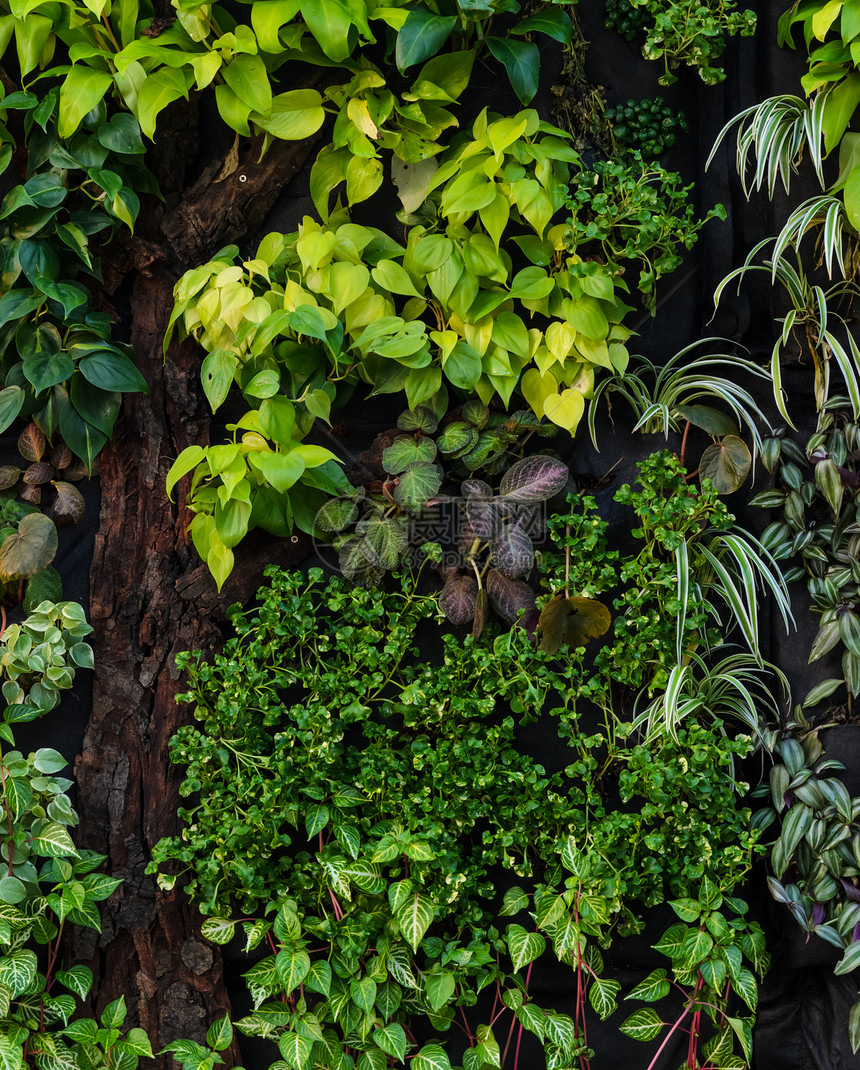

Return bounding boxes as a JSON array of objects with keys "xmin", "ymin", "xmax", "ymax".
[{"xmin": 2, "ymin": 0, "xmax": 860, "ymax": 1067}]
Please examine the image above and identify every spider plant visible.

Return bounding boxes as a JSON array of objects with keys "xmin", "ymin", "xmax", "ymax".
[
  {"xmin": 707, "ymin": 92, "xmax": 828, "ymax": 198},
  {"xmin": 679, "ymin": 525, "xmax": 794, "ymax": 667},
  {"xmin": 631, "ymin": 648, "xmax": 789, "ymax": 747},
  {"xmin": 587, "ymin": 339, "xmax": 772, "ymax": 469},
  {"xmin": 714, "ymin": 246, "xmax": 860, "ymax": 423},
  {"xmin": 772, "ymin": 194, "xmax": 852, "ymax": 280}
]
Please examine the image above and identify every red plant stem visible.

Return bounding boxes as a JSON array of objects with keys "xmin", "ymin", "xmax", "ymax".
[
  {"xmin": 501, "ymin": 1008, "xmax": 518, "ymax": 1068},
  {"xmin": 572, "ymin": 884, "xmax": 590, "ymax": 1070},
  {"xmin": 512, "ymin": 962, "xmax": 534, "ymax": 1070},
  {"xmin": 459, "ymin": 1003, "xmax": 475, "ymax": 1045},
  {"xmin": 489, "ymin": 976, "xmax": 501, "ymax": 1026},
  {"xmin": 328, "ymin": 888, "xmax": 343, "ymax": 920},
  {"xmin": 645, "ymin": 978, "xmax": 703, "ymax": 1070},
  {"xmin": 679, "ymin": 421, "xmax": 691, "ymax": 468}
]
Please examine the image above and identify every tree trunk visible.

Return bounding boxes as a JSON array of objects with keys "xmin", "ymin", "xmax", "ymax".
[{"xmin": 69, "ymin": 124, "xmax": 319, "ymax": 1063}]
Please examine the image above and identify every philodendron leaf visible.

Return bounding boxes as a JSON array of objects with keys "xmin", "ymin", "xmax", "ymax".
[
  {"xmin": 536, "ymin": 595, "xmax": 611, "ymax": 655},
  {"xmin": 699, "ymin": 435, "xmax": 751, "ymax": 494},
  {"xmin": 486, "ymin": 569, "xmax": 535, "ymax": 624},
  {"xmin": 439, "ymin": 573, "xmax": 478, "ymax": 626},
  {"xmin": 499, "ymin": 455, "xmax": 568, "ymax": 502},
  {"xmin": 393, "ymin": 462, "xmax": 442, "ymax": 510},
  {"xmin": 0, "ymin": 513, "xmax": 58, "ymax": 582},
  {"xmin": 51, "ymin": 482, "xmax": 85, "ymax": 525},
  {"xmin": 383, "ymin": 436, "xmax": 437, "ymax": 473},
  {"xmin": 675, "ymin": 404, "xmax": 739, "ymax": 438}
]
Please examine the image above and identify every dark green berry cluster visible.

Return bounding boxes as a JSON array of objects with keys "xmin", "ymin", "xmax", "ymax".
[
  {"xmin": 606, "ymin": 98, "xmax": 688, "ymax": 155},
  {"xmin": 605, "ymin": 0, "xmax": 650, "ymax": 39}
]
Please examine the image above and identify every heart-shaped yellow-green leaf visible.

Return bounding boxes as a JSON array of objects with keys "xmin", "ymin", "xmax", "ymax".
[{"xmin": 543, "ymin": 388, "xmax": 584, "ymax": 434}]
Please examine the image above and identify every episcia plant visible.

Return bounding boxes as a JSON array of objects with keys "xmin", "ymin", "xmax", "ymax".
[
  {"xmin": 151, "ymin": 451, "xmax": 778, "ymax": 1069},
  {"xmin": 315, "ymin": 402, "xmax": 569, "ymax": 634}
]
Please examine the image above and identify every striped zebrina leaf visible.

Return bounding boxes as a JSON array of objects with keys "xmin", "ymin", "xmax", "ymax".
[
  {"xmin": 395, "ymin": 892, "xmax": 434, "ymax": 952},
  {"xmin": 506, "ymin": 924, "xmax": 545, "ymax": 972}
]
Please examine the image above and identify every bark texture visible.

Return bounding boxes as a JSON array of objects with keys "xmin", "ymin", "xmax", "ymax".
[{"xmin": 70, "ymin": 126, "xmax": 319, "ymax": 1061}]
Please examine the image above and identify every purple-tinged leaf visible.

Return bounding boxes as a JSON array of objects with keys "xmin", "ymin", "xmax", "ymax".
[
  {"xmin": 51, "ymin": 443, "xmax": 72, "ymax": 470},
  {"xmin": 840, "ymin": 879, "xmax": 860, "ymax": 904},
  {"xmin": 0, "ymin": 512, "xmax": 57, "ymax": 581},
  {"xmin": 699, "ymin": 435, "xmax": 751, "ymax": 494},
  {"xmin": 492, "ymin": 517, "xmax": 534, "ymax": 579},
  {"xmin": 440, "ymin": 573, "xmax": 478, "ymax": 626},
  {"xmin": 23, "ymin": 463, "xmax": 53, "ymax": 486},
  {"xmin": 487, "ymin": 569, "xmax": 535, "ymax": 624},
  {"xmin": 461, "ymin": 479, "xmax": 492, "ymax": 499},
  {"xmin": 499, "ymin": 454, "xmax": 569, "ymax": 503},
  {"xmin": 51, "ymin": 481, "xmax": 85, "ymax": 525},
  {"xmin": 19, "ymin": 484, "xmax": 41, "ymax": 505},
  {"xmin": 465, "ymin": 498, "xmax": 501, "ymax": 541}
]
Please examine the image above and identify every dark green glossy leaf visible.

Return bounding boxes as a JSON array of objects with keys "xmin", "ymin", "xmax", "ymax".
[
  {"xmin": 396, "ymin": 6, "xmax": 457, "ymax": 71},
  {"xmin": 78, "ymin": 349, "xmax": 147, "ymax": 394},
  {"xmin": 485, "ymin": 37, "xmax": 540, "ymax": 105},
  {"xmin": 70, "ymin": 375, "xmax": 121, "ymax": 436}
]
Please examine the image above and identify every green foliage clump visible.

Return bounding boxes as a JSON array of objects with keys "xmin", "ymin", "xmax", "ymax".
[
  {"xmin": 565, "ymin": 155, "xmax": 724, "ymax": 310},
  {"xmin": 605, "ymin": 98, "xmax": 688, "ymax": 156},
  {"xmin": 604, "ymin": 0, "xmax": 756, "ymax": 84},
  {"xmin": 148, "ymin": 452, "xmax": 769, "ymax": 1069}
]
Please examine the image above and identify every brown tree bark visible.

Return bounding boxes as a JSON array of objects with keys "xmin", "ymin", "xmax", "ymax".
[{"xmin": 70, "ymin": 128, "xmax": 319, "ymax": 1061}]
